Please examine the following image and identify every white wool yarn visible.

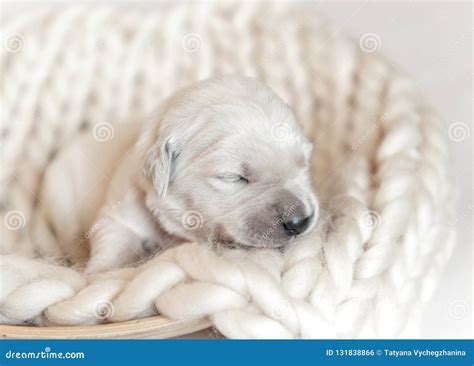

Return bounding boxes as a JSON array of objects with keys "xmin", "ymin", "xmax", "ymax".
[{"xmin": 0, "ymin": 3, "xmax": 454, "ymax": 338}]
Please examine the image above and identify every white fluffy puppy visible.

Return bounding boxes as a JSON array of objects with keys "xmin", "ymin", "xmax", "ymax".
[{"xmin": 86, "ymin": 76, "xmax": 318, "ymax": 273}]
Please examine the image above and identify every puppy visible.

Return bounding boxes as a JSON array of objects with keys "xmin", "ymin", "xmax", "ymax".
[{"xmin": 86, "ymin": 76, "xmax": 318, "ymax": 274}]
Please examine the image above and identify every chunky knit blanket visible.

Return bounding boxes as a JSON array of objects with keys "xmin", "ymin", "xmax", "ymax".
[{"xmin": 0, "ymin": 3, "xmax": 454, "ymax": 338}]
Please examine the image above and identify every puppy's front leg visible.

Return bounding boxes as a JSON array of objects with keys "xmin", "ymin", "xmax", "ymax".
[{"xmin": 85, "ymin": 189, "xmax": 162, "ymax": 274}]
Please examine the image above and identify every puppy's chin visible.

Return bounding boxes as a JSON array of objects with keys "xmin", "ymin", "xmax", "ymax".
[
  {"xmin": 227, "ymin": 239, "xmax": 292, "ymax": 253},
  {"xmin": 231, "ymin": 219, "xmax": 318, "ymax": 251}
]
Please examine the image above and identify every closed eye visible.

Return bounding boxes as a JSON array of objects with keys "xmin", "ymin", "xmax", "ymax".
[{"xmin": 216, "ymin": 173, "xmax": 249, "ymax": 184}]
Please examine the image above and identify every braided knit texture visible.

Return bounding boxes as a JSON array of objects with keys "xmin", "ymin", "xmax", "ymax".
[{"xmin": 0, "ymin": 3, "xmax": 455, "ymax": 338}]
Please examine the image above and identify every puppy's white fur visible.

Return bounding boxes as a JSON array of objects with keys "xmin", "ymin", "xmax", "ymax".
[{"xmin": 66, "ymin": 76, "xmax": 319, "ymax": 273}]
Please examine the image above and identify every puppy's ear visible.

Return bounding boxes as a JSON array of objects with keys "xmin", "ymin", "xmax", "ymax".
[{"xmin": 143, "ymin": 137, "xmax": 180, "ymax": 197}]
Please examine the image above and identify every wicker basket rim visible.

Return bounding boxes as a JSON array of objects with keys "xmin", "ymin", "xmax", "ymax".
[{"xmin": 0, "ymin": 316, "xmax": 211, "ymax": 339}]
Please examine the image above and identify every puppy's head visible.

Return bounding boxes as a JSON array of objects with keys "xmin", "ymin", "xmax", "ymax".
[{"xmin": 141, "ymin": 76, "xmax": 318, "ymax": 249}]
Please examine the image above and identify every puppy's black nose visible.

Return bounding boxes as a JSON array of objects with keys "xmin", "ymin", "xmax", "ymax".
[{"xmin": 282, "ymin": 214, "xmax": 312, "ymax": 236}]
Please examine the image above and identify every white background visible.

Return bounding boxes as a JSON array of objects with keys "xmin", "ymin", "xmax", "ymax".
[{"xmin": 2, "ymin": 0, "xmax": 472, "ymax": 338}]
